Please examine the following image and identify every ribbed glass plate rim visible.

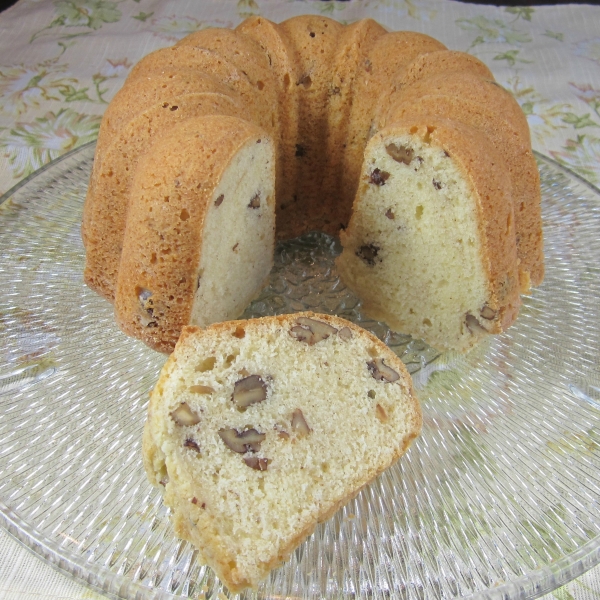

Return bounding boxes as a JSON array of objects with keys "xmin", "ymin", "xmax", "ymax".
[{"xmin": 0, "ymin": 142, "xmax": 599, "ymax": 600}]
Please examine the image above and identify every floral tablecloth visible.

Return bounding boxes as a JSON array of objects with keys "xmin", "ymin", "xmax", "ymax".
[{"xmin": 0, "ymin": 0, "xmax": 599, "ymax": 598}]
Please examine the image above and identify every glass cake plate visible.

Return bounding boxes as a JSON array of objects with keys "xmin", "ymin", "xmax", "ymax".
[{"xmin": 0, "ymin": 141, "xmax": 599, "ymax": 600}]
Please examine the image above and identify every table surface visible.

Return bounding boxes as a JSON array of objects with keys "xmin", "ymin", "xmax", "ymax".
[{"xmin": 1, "ymin": 0, "xmax": 600, "ymax": 598}]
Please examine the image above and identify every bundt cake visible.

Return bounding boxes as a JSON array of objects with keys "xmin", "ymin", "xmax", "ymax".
[
  {"xmin": 142, "ymin": 312, "xmax": 421, "ymax": 591},
  {"xmin": 81, "ymin": 15, "xmax": 544, "ymax": 353}
]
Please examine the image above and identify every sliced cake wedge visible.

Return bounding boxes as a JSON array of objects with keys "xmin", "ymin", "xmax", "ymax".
[
  {"xmin": 143, "ymin": 312, "xmax": 420, "ymax": 591},
  {"xmin": 338, "ymin": 118, "xmax": 521, "ymax": 352}
]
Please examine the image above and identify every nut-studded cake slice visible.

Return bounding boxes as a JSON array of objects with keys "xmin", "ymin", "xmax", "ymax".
[{"xmin": 143, "ymin": 312, "xmax": 421, "ymax": 592}]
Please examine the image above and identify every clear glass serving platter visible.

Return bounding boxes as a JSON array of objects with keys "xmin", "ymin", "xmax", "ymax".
[{"xmin": 0, "ymin": 141, "xmax": 599, "ymax": 600}]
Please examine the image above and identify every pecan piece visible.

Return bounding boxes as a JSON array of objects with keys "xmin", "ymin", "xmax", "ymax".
[
  {"xmin": 184, "ymin": 438, "xmax": 201, "ymax": 453},
  {"xmin": 232, "ymin": 375, "xmax": 267, "ymax": 410},
  {"xmin": 367, "ymin": 358, "xmax": 400, "ymax": 383},
  {"xmin": 385, "ymin": 143, "xmax": 414, "ymax": 165},
  {"xmin": 338, "ymin": 327, "xmax": 353, "ymax": 341},
  {"xmin": 368, "ymin": 168, "xmax": 390, "ymax": 186},
  {"xmin": 218, "ymin": 428, "xmax": 265, "ymax": 454},
  {"xmin": 480, "ymin": 305, "xmax": 497, "ymax": 320},
  {"xmin": 274, "ymin": 423, "xmax": 290, "ymax": 440},
  {"xmin": 465, "ymin": 314, "xmax": 488, "ymax": 335},
  {"xmin": 170, "ymin": 403, "xmax": 201, "ymax": 426},
  {"xmin": 290, "ymin": 317, "xmax": 338, "ymax": 345},
  {"xmin": 244, "ymin": 457, "xmax": 270, "ymax": 471},
  {"xmin": 138, "ymin": 288, "xmax": 157, "ymax": 327},
  {"xmin": 291, "ymin": 409, "xmax": 311, "ymax": 437},
  {"xmin": 248, "ymin": 192, "xmax": 261, "ymax": 209},
  {"xmin": 138, "ymin": 287, "xmax": 153, "ymax": 308},
  {"xmin": 375, "ymin": 404, "xmax": 389, "ymax": 423},
  {"xmin": 356, "ymin": 244, "xmax": 380, "ymax": 266}
]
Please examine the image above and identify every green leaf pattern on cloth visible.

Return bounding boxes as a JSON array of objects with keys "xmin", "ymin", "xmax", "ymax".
[
  {"xmin": 0, "ymin": 108, "xmax": 101, "ymax": 179},
  {"xmin": 287, "ymin": 0, "xmax": 436, "ymax": 21},
  {"xmin": 0, "ymin": 60, "xmax": 79, "ymax": 116},
  {"xmin": 505, "ymin": 6, "xmax": 535, "ymax": 22},
  {"xmin": 553, "ymin": 586, "xmax": 577, "ymax": 600},
  {"xmin": 574, "ymin": 38, "xmax": 600, "ymax": 67},
  {"xmin": 30, "ymin": 0, "xmax": 122, "ymax": 42},
  {"xmin": 237, "ymin": 0, "xmax": 260, "ymax": 18},
  {"xmin": 53, "ymin": 0, "xmax": 121, "ymax": 29},
  {"xmin": 457, "ymin": 15, "xmax": 533, "ymax": 48},
  {"xmin": 543, "ymin": 29, "xmax": 564, "ymax": 42},
  {"xmin": 550, "ymin": 135, "xmax": 600, "ymax": 184},
  {"xmin": 505, "ymin": 76, "xmax": 572, "ymax": 141},
  {"xmin": 493, "ymin": 49, "xmax": 532, "ymax": 67},
  {"xmin": 148, "ymin": 15, "xmax": 234, "ymax": 42},
  {"xmin": 132, "ymin": 10, "xmax": 154, "ymax": 22}
]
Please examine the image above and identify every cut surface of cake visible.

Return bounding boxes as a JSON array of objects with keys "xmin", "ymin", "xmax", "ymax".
[
  {"xmin": 114, "ymin": 116, "xmax": 276, "ymax": 353},
  {"xmin": 143, "ymin": 312, "xmax": 421, "ymax": 591},
  {"xmin": 82, "ymin": 15, "xmax": 544, "ymax": 353},
  {"xmin": 337, "ymin": 119, "xmax": 521, "ymax": 352}
]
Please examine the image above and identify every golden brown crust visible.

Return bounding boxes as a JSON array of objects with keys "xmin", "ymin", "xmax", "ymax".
[
  {"xmin": 174, "ymin": 27, "xmax": 280, "ymax": 136},
  {"xmin": 372, "ymin": 50, "xmax": 493, "ymax": 136},
  {"xmin": 365, "ymin": 118, "xmax": 521, "ymax": 335},
  {"xmin": 83, "ymin": 92, "xmax": 243, "ymax": 301},
  {"xmin": 236, "ymin": 16, "xmax": 301, "ymax": 239},
  {"xmin": 82, "ymin": 68, "xmax": 236, "ymax": 251},
  {"xmin": 94, "ymin": 68, "xmax": 234, "ymax": 148},
  {"xmin": 386, "ymin": 71, "xmax": 543, "ymax": 290},
  {"xmin": 395, "ymin": 50, "xmax": 494, "ymax": 90},
  {"xmin": 397, "ymin": 72, "xmax": 532, "ymax": 141},
  {"xmin": 129, "ymin": 45, "xmax": 273, "ymax": 132},
  {"xmin": 324, "ymin": 18, "xmax": 387, "ymax": 231}
]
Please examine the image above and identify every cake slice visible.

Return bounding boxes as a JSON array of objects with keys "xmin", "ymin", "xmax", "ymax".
[
  {"xmin": 143, "ymin": 312, "xmax": 421, "ymax": 591},
  {"xmin": 381, "ymin": 93, "xmax": 543, "ymax": 292}
]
